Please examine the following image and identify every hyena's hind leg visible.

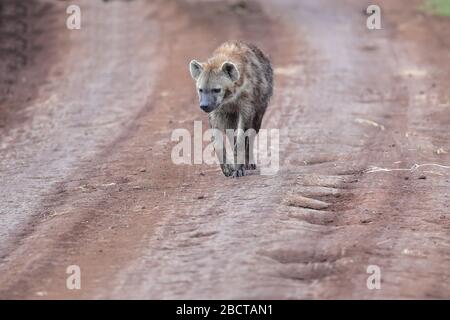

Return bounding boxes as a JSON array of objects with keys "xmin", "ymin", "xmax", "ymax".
[
  {"xmin": 245, "ymin": 112, "xmax": 264, "ymax": 170},
  {"xmin": 212, "ymin": 128, "xmax": 234, "ymax": 177},
  {"xmin": 231, "ymin": 127, "xmax": 245, "ymax": 178}
]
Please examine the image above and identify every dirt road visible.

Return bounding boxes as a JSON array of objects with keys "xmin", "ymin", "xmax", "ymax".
[{"xmin": 0, "ymin": 0, "xmax": 449, "ymax": 299}]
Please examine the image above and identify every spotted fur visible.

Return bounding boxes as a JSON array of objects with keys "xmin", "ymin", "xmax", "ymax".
[{"xmin": 189, "ymin": 41, "xmax": 273, "ymax": 177}]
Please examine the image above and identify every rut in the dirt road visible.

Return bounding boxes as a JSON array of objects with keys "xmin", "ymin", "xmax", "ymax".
[{"xmin": 0, "ymin": 0, "xmax": 161, "ymax": 295}]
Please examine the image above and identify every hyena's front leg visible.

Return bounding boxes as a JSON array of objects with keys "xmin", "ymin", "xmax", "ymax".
[{"xmin": 212, "ymin": 128, "xmax": 234, "ymax": 177}]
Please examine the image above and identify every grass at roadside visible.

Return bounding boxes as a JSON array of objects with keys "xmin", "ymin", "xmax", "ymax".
[{"xmin": 422, "ymin": 0, "xmax": 450, "ymax": 16}]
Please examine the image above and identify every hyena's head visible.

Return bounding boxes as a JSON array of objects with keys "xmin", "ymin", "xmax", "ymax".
[{"xmin": 189, "ymin": 59, "xmax": 240, "ymax": 113}]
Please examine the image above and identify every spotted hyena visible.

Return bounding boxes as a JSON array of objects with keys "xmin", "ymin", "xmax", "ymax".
[{"xmin": 189, "ymin": 41, "xmax": 273, "ymax": 177}]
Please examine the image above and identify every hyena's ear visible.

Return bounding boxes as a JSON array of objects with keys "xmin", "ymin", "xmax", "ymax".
[
  {"xmin": 189, "ymin": 60, "xmax": 203, "ymax": 80},
  {"xmin": 221, "ymin": 61, "xmax": 240, "ymax": 82}
]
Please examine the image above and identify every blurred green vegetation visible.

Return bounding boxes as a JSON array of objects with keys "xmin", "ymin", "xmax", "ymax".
[{"xmin": 423, "ymin": 0, "xmax": 450, "ymax": 16}]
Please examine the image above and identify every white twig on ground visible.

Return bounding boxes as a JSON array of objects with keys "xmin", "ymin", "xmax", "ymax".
[
  {"xmin": 354, "ymin": 118, "xmax": 385, "ymax": 131},
  {"xmin": 366, "ymin": 163, "xmax": 450, "ymax": 174}
]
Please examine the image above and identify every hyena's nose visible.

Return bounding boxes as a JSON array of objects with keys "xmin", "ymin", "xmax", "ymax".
[{"xmin": 200, "ymin": 104, "xmax": 209, "ymax": 112}]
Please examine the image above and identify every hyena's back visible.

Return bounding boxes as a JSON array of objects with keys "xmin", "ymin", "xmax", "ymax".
[{"xmin": 212, "ymin": 41, "xmax": 273, "ymax": 131}]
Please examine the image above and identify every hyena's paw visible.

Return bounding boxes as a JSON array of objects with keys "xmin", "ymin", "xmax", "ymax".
[
  {"xmin": 231, "ymin": 167, "xmax": 245, "ymax": 178},
  {"xmin": 221, "ymin": 164, "xmax": 234, "ymax": 177},
  {"xmin": 245, "ymin": 163, "xmax": 256, "ymax": 170}
]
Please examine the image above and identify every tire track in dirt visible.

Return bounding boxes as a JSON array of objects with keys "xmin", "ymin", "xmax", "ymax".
[
  {"xmin": 0, "ymin": 0, "xmax": 67, "ymax": 256},
  {"xmin": 0, "ymin": 0, "xmax": 162, "ymax": 297},
  {"xmin": 278, "ymin": 0, "xmax": 450, "ymax": 298},
  {"xmin": 336, "ymin": 0, "xmax": 450, "ymax": 298}
]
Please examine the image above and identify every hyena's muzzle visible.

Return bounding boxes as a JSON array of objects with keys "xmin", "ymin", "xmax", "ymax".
[{"xmin": 199, "ymin": 89, "xmax": 220, "ymax": 113}]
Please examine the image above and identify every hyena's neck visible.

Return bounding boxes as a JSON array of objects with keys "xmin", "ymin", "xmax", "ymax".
[
  {"xmin": 220, "ymin": 101, "xmax": 239, "ymax": 114},
  {"xmin": 209, "ymin": 107, "xmax": 239, "ymax": 130}
]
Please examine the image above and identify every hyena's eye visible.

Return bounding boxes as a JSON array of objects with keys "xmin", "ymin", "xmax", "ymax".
[
  {"xmin": 212, "ymin": 88, "xmax": 221, "ymax": 93},
  {"xmin": 199, "ymin": 88, "xmax": 203, "ymax": 93}
]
